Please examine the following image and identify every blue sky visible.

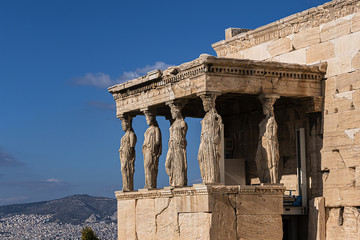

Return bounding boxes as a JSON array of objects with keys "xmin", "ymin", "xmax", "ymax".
[{"xmin": 0, "ymin": 0, "xmax": 328, "ymax": 205}]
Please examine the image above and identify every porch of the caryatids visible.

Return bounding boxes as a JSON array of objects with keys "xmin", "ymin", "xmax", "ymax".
[
  {"xmin": 142, "ymin": 109, "xmax": 162, "ymax": 189},
  {"xmin": 119, "ymin": 114, "xmax": 137, "ymax": 191},
  {"xmin": 165, "ymin": 100, "xmax": 188, "ymax": 187},
  {"xmin": 255, "ymin": 94, "xmax": 280, "ymax": 184},
  {"xmin": 197, "ymin": 92, "xmax": 223, "ymax": 184}
]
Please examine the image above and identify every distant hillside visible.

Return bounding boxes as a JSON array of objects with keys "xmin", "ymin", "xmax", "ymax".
[{"xmin": 0, "ymin": 194, "xmax": 116, "ymax": 225}]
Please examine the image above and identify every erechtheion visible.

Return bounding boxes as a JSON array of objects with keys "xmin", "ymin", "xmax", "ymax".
[{"xmin": 109, "ymin": 0, "xmax": 360, "ymax": 239}]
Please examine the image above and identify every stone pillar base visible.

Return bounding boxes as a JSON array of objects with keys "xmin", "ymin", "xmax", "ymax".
[{"xmin": 116, "ymin": 184, "xmax": 285, "ymax": 240}]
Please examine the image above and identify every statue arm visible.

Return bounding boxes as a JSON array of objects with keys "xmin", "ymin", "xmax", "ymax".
[
  {"xmin": 180, "ymin": 120, "xmax": 187, "ymax": 129},
  {"xmin": 118, "ymin": 137, "xmax": 123, "ymax": 152},
  {"xmin": 155, "ymin": 127, "xmax": 161, "ymax": 145},
  {"xmin": 155, "ymin": 127, "xmax": 161, "ymax": 156},
  {"xmin": 213, "ymin": 114, "xmax": 222, "ymax": 145},
  {"xmin": 165, "ymin": 153, "xmax": 171, "ymax": 175},
  {"xmin": 129, "ymin": 132, "xmax": 137, "ymax": 148}
]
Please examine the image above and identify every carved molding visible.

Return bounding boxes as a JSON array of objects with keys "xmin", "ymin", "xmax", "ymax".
[
  {"xmin": 111, "ymin": 65, "xmax": 208, "ymax": 101},
  {"xmin": 109, "ymin": 57, "xmax": 326, "ymax": 117},
  {"xmin": 212, "ymin": 0, "xmax": 360, "ymax": 56},
  {"xmin": 304, "ymin": 96, "xmax": 324, "ymax": 113},
  {"xmin": 259, "ymin": 94, "xmax": 280, "ymax": 116},
  {"xmin": 109, "ymin": 57, "xmax": 325, "ymax": 102},
  {"xmin": 112, "ymin": 64, "xmax": 323, "ymax": 101},
  {"xmin": 166, "ymin": 99, "xmax": 188, "ymax": 110},
  {"xmin": 115, "ymin": 185, "xmax": 286, "ymax": 200},
  {"xmin": 118, "ymin": 112, "xmax": 136, "ymax": 119}
]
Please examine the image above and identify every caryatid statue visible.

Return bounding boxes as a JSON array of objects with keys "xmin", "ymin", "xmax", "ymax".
[
  {"xmin": 165, "ymin": 100, "xmax": 188, "ymax": 187},
  {"xmin": 119, "ymin": 115, "xmax": 137, "ymax": 191},
  {"xmin": 198, "ymin": 93, "xmax": 223, "ymax": 184},
  {"xmin": 255, "ymin": 94, "xmax": 280, "ymax": 183},
  {"xmin": 142, "ymin": 110, "xmax": 162, "ymax": 189}
]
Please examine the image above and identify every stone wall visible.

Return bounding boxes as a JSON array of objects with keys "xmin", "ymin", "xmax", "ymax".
[
  {"xmin": 326, "ymin": 206, "xmax": 360, "ymax": 238},
  {"xmin": 212, "ymin": 0, "xmax": 360, "ymax": 238},
  {"xmin": 116, "ymin": 185, "xmax": 285, "ymax": 240}
]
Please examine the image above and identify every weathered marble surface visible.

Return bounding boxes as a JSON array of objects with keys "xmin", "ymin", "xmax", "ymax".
[
  {"xmin": 116, "ymin": 184, "xmax": 285, "ymax": 240},
  {"xmin": 165, "ymin": 101, "xmax": 188, "ymax": 187},
  {"xmin": 326, "ymin": 206, "xmax": 360, "ymax": 239},
  {"xmin": 142, "ymin": 111, "xmax": 162, "ymax": 189},
  {"xmin": 119, "ymin": 116, "xmax": 136, "ymax": 191},
  {"xmin": 198, "ymin": 93, "xmax": 223, "ymax": 184},
  {"xmin": 255, "ymin": 95, "xmax": 280, "ymax": 184}
]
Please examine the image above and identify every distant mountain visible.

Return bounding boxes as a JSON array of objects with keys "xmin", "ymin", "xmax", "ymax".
[{"xmin": 0, "ymin": 194, "xmax": 117, "ymax": 225}]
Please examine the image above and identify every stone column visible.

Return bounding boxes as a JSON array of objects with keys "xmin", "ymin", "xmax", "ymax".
[
  {"xmin": 255, "ymin": 94, "xmax": 280, "ymax": 183},
  {"xmin": 165, "ymin": 100, "xmax": 188, "ymax": 187},
  {"xmin": 197, "ymin": 92, "xmax": 223, "ymax": 184},
  {"xmin": 119, "ymin": 114, "xmax": 137, "ymax": 191},
  {"xmin": 142, "ymin": 109, "xmax": 162, "ymax": 189}
]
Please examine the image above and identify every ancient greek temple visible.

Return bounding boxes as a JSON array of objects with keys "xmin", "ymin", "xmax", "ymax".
[{"xmin": 109, "ymin": 54, "xmax": 326, "ymax": 239}]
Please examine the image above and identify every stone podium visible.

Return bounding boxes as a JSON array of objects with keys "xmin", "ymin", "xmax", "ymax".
[{"xmin": 116, "ymin": 184, "xmax": 285, "ymax": 240}]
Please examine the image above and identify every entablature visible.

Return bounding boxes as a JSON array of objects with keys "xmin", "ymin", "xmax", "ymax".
[{"xmin": 108, "ymin": 54, "xmax": 326, "ymax": 118}]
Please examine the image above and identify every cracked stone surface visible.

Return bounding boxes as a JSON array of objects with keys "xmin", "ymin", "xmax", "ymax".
[
  {"xmin": 116, "ymin": 185, "xmax": 284, "ymax": 240},
  {"xmin": 136, "ymin": 199, "xmax": 155, "ymax": 240},
  {"xmin": 210, "ymin": 194, "xmax": 236, "ymax": 239},
  {"xmin": 156, "ymin": 198, "xmax": 179, "ymax": 240}
]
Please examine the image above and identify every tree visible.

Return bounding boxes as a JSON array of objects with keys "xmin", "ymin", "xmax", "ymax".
[{"xmin": 81, "ymin": 226, "xmax": 100, "ymax": 240}]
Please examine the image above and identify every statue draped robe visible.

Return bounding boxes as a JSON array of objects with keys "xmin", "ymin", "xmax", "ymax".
[
  {"xmin": 255, "ymin": 115, "xmax": 280, "ymax": 183},
  {"xmin": 142, "ymin": 125, "xmax": 162, "ymax": 188},
  {"xmin": 119, "ymin": 129, "xmax": 136, "ymax": 191},
  {"xmin": 165, "ymin": 118, "xmax": 188, "ymax": 187},
  {"xmin": 198, "ymin": 108, "xmax": 222, "ymax": 184}
]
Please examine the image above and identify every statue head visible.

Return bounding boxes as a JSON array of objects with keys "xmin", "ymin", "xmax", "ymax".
[
  {"xmin": 259, "ymin": 94, "xmax": 279, "ymax": 117},
  {"xmin": 260, "ymin": 97, "xmax": 276, "ymax": 117},
  {"xmin": 201, "ymin": 95, "xmax": 216, "ymax": 113},
  {"xmin": 120, "ymin": 116, "xmax": 132, "ymax": 131},
  {"xmin": 169, "ymin": 101, "xmax": 185, "ymax": 120},
  {"xmin": 144, "ymin": 111, "xmax": 155, "ymax": 126},
  {"xmin": 170, "ymin": 107, "xmax": 181, "ymax": 120}
]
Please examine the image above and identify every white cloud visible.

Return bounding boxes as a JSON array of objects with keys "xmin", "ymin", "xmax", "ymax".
[
  {"xmin": 0, "ymin": 147, "xmax": 24, "ymax": 166},
  {"xmin": 45, "ymin": 178, "xmax": 63, "ymax": 184},
  {"xmin": 72, "ymin": 61, "xmax": 173, "ymax": 88},
  {"xmin": 72, "ymin": 72, "xmax": 113, "ymax": 88}
]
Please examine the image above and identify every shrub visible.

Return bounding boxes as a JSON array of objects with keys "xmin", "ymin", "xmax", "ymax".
[{"xmin": 81, "ymin": 226, "xmax": 100, "ymax": 240}]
